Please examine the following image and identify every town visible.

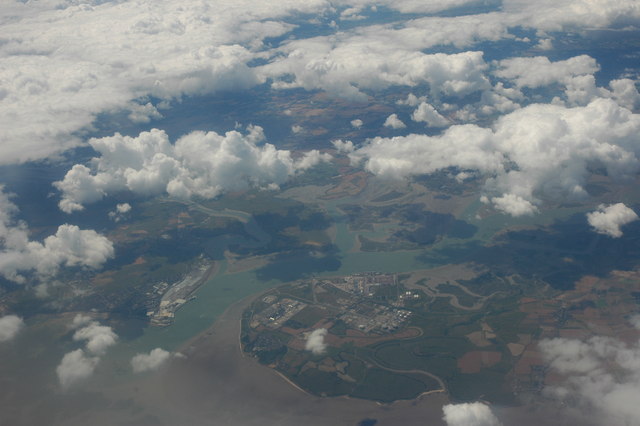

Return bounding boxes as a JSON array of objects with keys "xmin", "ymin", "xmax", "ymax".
[{"xmin": 247, "ymin": 272, "xmax": 414, "ymax": 339}]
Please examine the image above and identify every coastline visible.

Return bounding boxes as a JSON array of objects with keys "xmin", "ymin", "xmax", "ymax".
[{"xmin": 156, "ymin": 287, "xmax": 451, "ymax": 426}]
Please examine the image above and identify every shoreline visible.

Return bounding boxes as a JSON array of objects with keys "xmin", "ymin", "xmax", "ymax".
[{"xmin": 179, "ymin": 286, "xmax": 450, "ymax": 408}]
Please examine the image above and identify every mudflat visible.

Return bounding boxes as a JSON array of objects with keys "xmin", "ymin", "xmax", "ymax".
[{"xmin": 85, "ymin": 294, "xmax": 450, "ymax": 426}]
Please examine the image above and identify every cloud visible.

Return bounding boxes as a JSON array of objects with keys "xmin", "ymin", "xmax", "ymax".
[
  {"xmin": 0, "ymin": 0, "xmax": 335, "ymax": 165},
  {"xmin": 350, "ymin": 98, "xmax": 640, "ymax": 215},
  {"xmin": 115, "ymin": 203, "xmax": 131, "ymax": 214},
  {"xmin": 608, "ymin": 79, "xmax": 640, "ymax": 111},
  {"xmin": 476, "ymin": 83, "xmax": 522, "ymax": 116},
  {"xmin": 535, "ymin": 38, "xmax": 553, "ymax": 50},
  {"xmin": 258, "ymin": 2, "xmax": 640, "ymax": 103},
  {"xmin": 349, "ymin": 124, "xmax": 501, "ymax": 180},
  {"xmin": 339, "ymin": 0, "xmax": 488, "ymax": 15},
  {"xmin": 397, "ymin": 93, "xmax": 427, "ymax": 107},
  {"xmin": 489, "ymin": 194, "xmax": 538, "ymax": 217},
  {"xmin": 0, "ymin": 186, "xmax": 114, "ymax": 283},
  {"xmin": 411, "ymin": 102, "xmax": 450, "ymax": 127},
  {"xmin": 56, "ymin": 349, "xmax": 100, "ymax": 390},
  {"xmin": 493, "ymin": 56, "xmax": 640, "ymax": 109},
  {"xmin": 71, "ymin": 314, "xmax": 93, "ymax": 330},
  {"xmin": 384, "ymin": 114, "xmax": 406, "ymax": 129},
  {"xmin": 259, "ymin": 1, "xmax": 640, "ymax": 105},
  {"xmin": 442, "ymin": 402, "xmax": 502, "ymax": 426},
  {"xmin": 37, "ymin": 225, "xmax": 115, "ymax": 271},
  {"xmin": 3, "ymin": 0, "xmax": 639, "ymax": 166},
  {"xmin": 630, "ymin": 315, "xmax": 640, "ymax": 330},
  {"xmin": 587, "ymin": 203, "xmax": 639, "ymax": 237},
  {"xmin": 54, "ymin": 126, "xmax": 330, "ymax": 213},
  {"xmin": 108, "ymin": 203, "xmax": 132, "ymax": 222},
  {"xmin": 350, "ymin": 119, "xmax": 363, "ymax": 129},
  {"xmin": 131, "ymin": 348, "xmax": 172, "ymax": 373},
  {"xmin": 540, "ymin": 327, "xmax": 640, "ymax": 426},
  {"xmin": 262, "ymin": 40, "xmax": 492, "ymax": 101},
  {"xmin": 73, "ymin": 322, "xmax": 118, "ymax": 356},
  {"xmin": 296, "ymin": 150, "xmax": 333, "ymax": 170},
  {"xmin": 128, "ymin": 102, "xmax": 163, "ymax": 124},
  {"xmin": 0, "ymin": 315, "xmax": 25, "ymax": 342},
  {"xmin": 339, "ymin": 6, "xmax": 366, "ymax": 21},
  {"xmin": 305, "ymin": 328, "xmax": 327, "ymax": 355},
  {"xmin": 56, "ymin": 318, "xmax": 118, "ymax": 388},
  {"xmin": 494, "ymin": 55, "xmax": 600, "ymax": 89},
  {"xmin": 332, "ymin": 139, "xmax": 355, "ymax": 153},
  {"xmin": 492, "ymin": 55, "xmax": 620, "ymax": 107},
  {"xmin": 502, "ymin": 0, "xmax": 640, "ymax": 32}
]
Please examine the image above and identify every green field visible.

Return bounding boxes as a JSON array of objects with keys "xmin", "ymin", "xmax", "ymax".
[
  {"xmin": 436, "ymin": 283, "xmax": 479, "ymax": 307},
  {"xmin": 351, "ymin": 368, "xmax": 433, "ymax": 402}
]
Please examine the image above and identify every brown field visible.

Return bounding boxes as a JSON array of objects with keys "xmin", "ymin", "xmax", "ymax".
[
  {"xmin": 323, "ymin": 171, "xmax": 369, "ymax": 199},
  {"xmin": 507, "ymin": 343, "xmax": 525, "ymax": 357},
  {"xmin": 457, "ymin": 351, "xmax": 502, "ymax": 374},
  {"xmin": 466, "ymin": 331, "xmax": 492, "ymax": 348},
  {"xmin": 403, "ymin": 263, "xmax": 485, "ymax": 291},
  {"xmin": 514, "ymin": 349, "xmax": 544, "ymax": 375},
  {"xmin": 280, "ymin": 326, "xmax": 304, "ymax": 336}
]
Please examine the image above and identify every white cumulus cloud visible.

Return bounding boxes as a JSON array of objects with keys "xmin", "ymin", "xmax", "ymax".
[
  {"xmin": 56, "ymin": 318, "xmax": 118, "ymax": 389},
  {"xmin": 397, "ymin": 93, "xmax": 427, "ymax": 107},
  {"xmin": 384, "ymin": 114, "xmax": 406, "ymax": 129},
  {"xmin": 350, "ymin": 97, "xmax": 640, "ymax": 216},
  {"xmin": 115, "ymin": 203, "xmax": 132, "ymax": 214},
  {"xmin": 494, "ymin": 56, "xmax": 640, "ymax": 108},
  {"xmin": 540, "ymin": 326, "xmax": 640, "ymax": 426},
  {"xmin": 349, "ymin": 124, "xmax": 501, "ymax": 180},
  {"xmin": 332, "ymin": 139, "xmax": 355, "ymax": 153},
  {"xmin": 305, "ymin": 328, "xmax": 327, "ymax": 355},
  {"xmin": 489, "ymin": 194, "xmax": 539, "ymax": 217},
  {"xmin": 3, "ymin": 0, "xmax": 639, "ymax": 166},
  {"xmin": 131, "ymin": 348, "xmax": 172, "ymax": 373},
  {"xmin": 56, "ymin": 349, "xmax": 100, "ymax": 390},
  {"xmin": 54, "ymin": 126, "xmax": 330, "ymax": 213},
  {"xmin": 0, "ymin": 187, "xmax": 114, "ymax": 283},
  {"xmin": 262, "ymin": 43, "xmax": 491, "ymax": 101},
  {"xmin": 73, "ymin": 322, "xmax": 118, "ymax": 356},
  {"xmin": 442, "ymin": 402, "xmax": 502, "ymax": 426},
  {"xmin": 587, "ymin": 203, "xmax": 639, "ymax": 238},
  {"xmin": 495, "ymin": 55, "xmax": 600, "ymax": 89},
  {"xmin": 0, "ymin": 315, "xmax": 25, "ymax": 342},
  {"xmin": 71, "ymin": 314, "xmax": 93, "ymax": 330},
  {"xmin": 411, "ymin": 102, "xmax": 450, "ymax": 127},
  {"xmin": 109, "ymin": 203, "xmax": 132, "ymax": 222},
  {"xmin": 0, "ymin": 0, "xmax": 332, "ymax": 165},
  {"xmin": 608, "ymin": 79, "xmax": 640, "ymax": 111}
]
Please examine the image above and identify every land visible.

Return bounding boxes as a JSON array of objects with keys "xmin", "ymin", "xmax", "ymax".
[
  {"xmin": 148, "ymin": 257, "xmax": 217, "ymax": 326},
  {"xmin": 241, "ymin": 265, "xmax": 640, "ymax": 406},
  {"xmin": 83, "ymin": 293, "xmax": 452, "ymax": 426}
]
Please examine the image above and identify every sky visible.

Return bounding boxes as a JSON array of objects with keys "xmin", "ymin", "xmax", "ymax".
[{"xmin": 1, "ymin": 0, "xmax": 640, "ymax": 424}]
